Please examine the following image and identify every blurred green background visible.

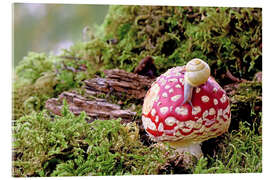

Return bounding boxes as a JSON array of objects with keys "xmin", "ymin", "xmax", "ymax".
[{"xmin": 13, "ymin": 3, "xmax": 109, "ymax": 67}]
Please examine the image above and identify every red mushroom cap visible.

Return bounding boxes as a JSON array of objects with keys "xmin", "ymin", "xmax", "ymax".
[{"xmin": 142, "ymin": 66, "xmax": 231, "ymax": 145}]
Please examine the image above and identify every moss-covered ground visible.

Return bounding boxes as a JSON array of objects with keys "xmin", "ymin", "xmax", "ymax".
[{"xmin": 12, "ymin": 6, "xmax": 262, "ymax": 176}]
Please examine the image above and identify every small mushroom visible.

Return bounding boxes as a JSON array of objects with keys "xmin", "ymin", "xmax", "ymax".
[{"xmin": 142, "ymin": 58, "xmax": 231, "ymax": 158}]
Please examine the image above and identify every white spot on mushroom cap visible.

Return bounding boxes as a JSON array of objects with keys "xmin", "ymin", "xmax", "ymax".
[
  {"xmin": 160, "ymin": 107, "xmax": 169, "ymax": 114},
  {"xmin": 148, "ymin": 121, "xmax": 157, "ymax": 130},
  {"xmin": 178, "ymin": 122, "xmax": 185, "ymax": 128},
  {"xmin": 203, "ymin": 110, "xmax": 209, "ymax": 118},
  {"xmin": 223, "ymin": 104, "xmax": 230, "ymax": 121},
  {"xmin": 171, "ymin": 95, "xmax": 181, "ymax": 102},
  {"xmin": 155, "ymin": 96, "xmax": 160, "ymax": 102},
  {"xmin": 214, "ymin": 98, "xmax": 218, "ymax": 105},
  {"xmin": 205, "ymin": 119, "xmax": 215, "ymax": 126},
  {"xmin": 181, "ymin": 128, "xmax": 192, "ymax": 133},
  {"xmin": 155, "ymin": 116, "xmax": 159, "ymax": 123},
  {"xmin": 198, "ymin": 125, "xmax": 206, "ymax": 133},
  {"xmin": 192, "ymin": 106, "xmax": 201, "ymax": 115},
  {"xmin": 196, "ymin": 88, "xmax": 201, "ymax": 93},
  {"xmin": 162, "ymin": 92, "xmax": 168, "ymax": 98},
  {"xmin": 224, "ymin": 104, "xmax": 230, "ymax": 114},
  {"xmin": 185, "ymin": 120, "xmax": 195, "ymax": 129},
  {"xmin": 165, "ymin": 85, "xmax": 170, "ymax": 89},
  {"xmin": 142, "ymin": 116, "xmax": 152, "ymax": 129},
  {"xmin": 168, "ymin": 78, "xmax": 178, "ymax": 82},
  {"xmin": 179, "ymin": 78, "xmax": 184, "ymax": 85},
  {"xmin": 151, "ymin": 109, "xmax": 156, "ymax": 116},
  {"xmin": 176, "ymin": 72, "xmax": 182, "ymax": 76},
  {"xmin": 175, "ymin": 106, "xmax": 188, "ymax": 115},
  {"xmin": 220, "ymin": 94, "xmax": 227, "ymax": 103},
  {"xmin": 175, "ymin": 84, "xmax": 181, "ymax": 88},
  {"xmin": 218, "ymin": 109, "xmax": 223, "ymax": 117},
  {"xmin": 142, "ymin": 116, "xmax": 146, "ymax": 126},
  {"xmin": 193, "ymin": 121, "xmax": 202, "ymax": 129},
  {"xmin": 160, "ymin": 78, "xmax": 166, "ymax": 86},
  {"xmin": 165, "ymin": 116, "xmax": 177, "ymax": 126},
  {"xmin": 164, "ymin": 129, "xmax": 176, "ymax": 134},
  {"xmin": 196, "ymin": 118, "xmax": 203, "ymax": 123},
  {"xmin": 158, "ymin": 123, "xmax": 164, "ymax": 131},
  {"xmin": 201, "ymin": 95, "xmax": 210, "ymax": 103},
  {"xmin": 174, "ymin": 131, "xmax": 181, "ymax": 136},
  {"xmin": 213, "ymin": 87, "xmax": 218, "ymax": 92},
  {"xmin": 209, "ymin": 108, "xmax": 216, "ymax": 115},
  {"xmin": 169, "ymin": 88, "xmax": 174, "ymax": 93},
  {"xmin": 142, "ymin": 83, "xmax": 160, "ymax": 115}
]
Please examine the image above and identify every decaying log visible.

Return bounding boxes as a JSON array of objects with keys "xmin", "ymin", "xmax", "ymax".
[
  {"xmin": 45, "ymin": 91, "xmax": 136, "ymax": 123},
  {"xmin": 83, "ymin": 69, "xmax": 155, "ymax": 99},
  {"xmin": 45, "ymin": 69, "xmax": 155, "ymax": 123}
]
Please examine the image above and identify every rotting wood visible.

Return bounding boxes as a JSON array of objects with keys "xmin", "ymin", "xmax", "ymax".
[
  {"xmin": 45, "ymin": 91, "xmax": 136, "ymax": 123},
  {"xmin": 45, "ymin": 69, "xmax": 155, "ymax": 123},
  {"xmin": 83, "ymin": 69, "xmax": 155, "ymax": 99}
]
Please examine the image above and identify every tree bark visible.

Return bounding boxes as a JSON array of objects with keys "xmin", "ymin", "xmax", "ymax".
[
  {"xmin": 45, "ymin": 91, "xmax": 137, "ymax": 123},
  {"xmin": 84, "ymin": 69, "xmax": 155, "ymax": 99},
  {"xmin": 45, "ymin": 69, "xmax": 155, "ymax": 122}
]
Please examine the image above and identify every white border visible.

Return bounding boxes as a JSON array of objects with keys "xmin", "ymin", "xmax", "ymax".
[
  {"xmin": 1, "ymin": 0, "xmax": 269, "ymax": 180},
  {"xmin": 8, "ymin": 0, "xmax": 264, "ymax": 7}
]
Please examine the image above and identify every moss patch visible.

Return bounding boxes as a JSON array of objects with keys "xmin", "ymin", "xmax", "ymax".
[
  {"xmin": 196, "ymin": 121, "xmax": 262, "ymax": 173},
  {"xmin": 13, "ymin": 105, "xmax": 170, "ymax": 177},
  {"xmin": 229, "ymin": 81, "xmax": 262, "ymax": 132}
]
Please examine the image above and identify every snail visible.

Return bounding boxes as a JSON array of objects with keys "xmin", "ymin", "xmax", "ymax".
[{"xmin": 181, "ymin": 58, "xmax": 210, "ymax": 107}]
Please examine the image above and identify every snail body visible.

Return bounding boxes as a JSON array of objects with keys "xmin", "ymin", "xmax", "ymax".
[{"xmin": 181, "ymin": 58, "xmax": 210, "ymax": 106}]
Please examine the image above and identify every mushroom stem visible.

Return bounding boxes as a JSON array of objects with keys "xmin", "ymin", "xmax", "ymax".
[
  {"xmin": 181, "ymin": 82, "xmax": 194, "ymax": 108},
  {"xmin": 169, "ymin": 142, "xmax": 203, "ymax": 159}
]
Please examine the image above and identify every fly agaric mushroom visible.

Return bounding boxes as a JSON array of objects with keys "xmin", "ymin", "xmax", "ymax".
[{"xmin": 142, "ymin": 58, "xmax": 231, "ymax": 158}]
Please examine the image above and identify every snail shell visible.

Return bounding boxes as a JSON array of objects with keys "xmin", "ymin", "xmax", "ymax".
[{"xmin": 184, "ymin": 58, "xmax": 210, "ymax": 87}]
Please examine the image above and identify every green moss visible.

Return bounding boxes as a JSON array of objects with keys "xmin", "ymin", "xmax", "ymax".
[
  {"xmin": 194, "ymin": 121, "xmax": 262, "ymax": 173},
  {"xmin": 56, "ymin": 6, "xmax": 261, "ymax": 82},
  {"xmin": 13, "ymin": 105, "xmax": 168, "ymax": 177},
  {"xmin": 189, "ymin": 8, "xmax": 262, "ymax": 83},
  {"xmin": 12, "ymin": 71, "xmax": 57, "ymax": 120},
  {"xmin": 15, "ymin": 52, "xmax": 54, "ymax": 85},
  {"xmin": 12, "ymin": 49, "xmax": 102, "ymax": 120},
  {"xmin": 229, "ymin": 81, "xmax": 262, "ymax": 131}
]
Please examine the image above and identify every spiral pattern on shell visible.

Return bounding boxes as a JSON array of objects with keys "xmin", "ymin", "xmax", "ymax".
[{"xmin": 185, "ymin": 58, "xmax": 210, "ymax": 87}]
